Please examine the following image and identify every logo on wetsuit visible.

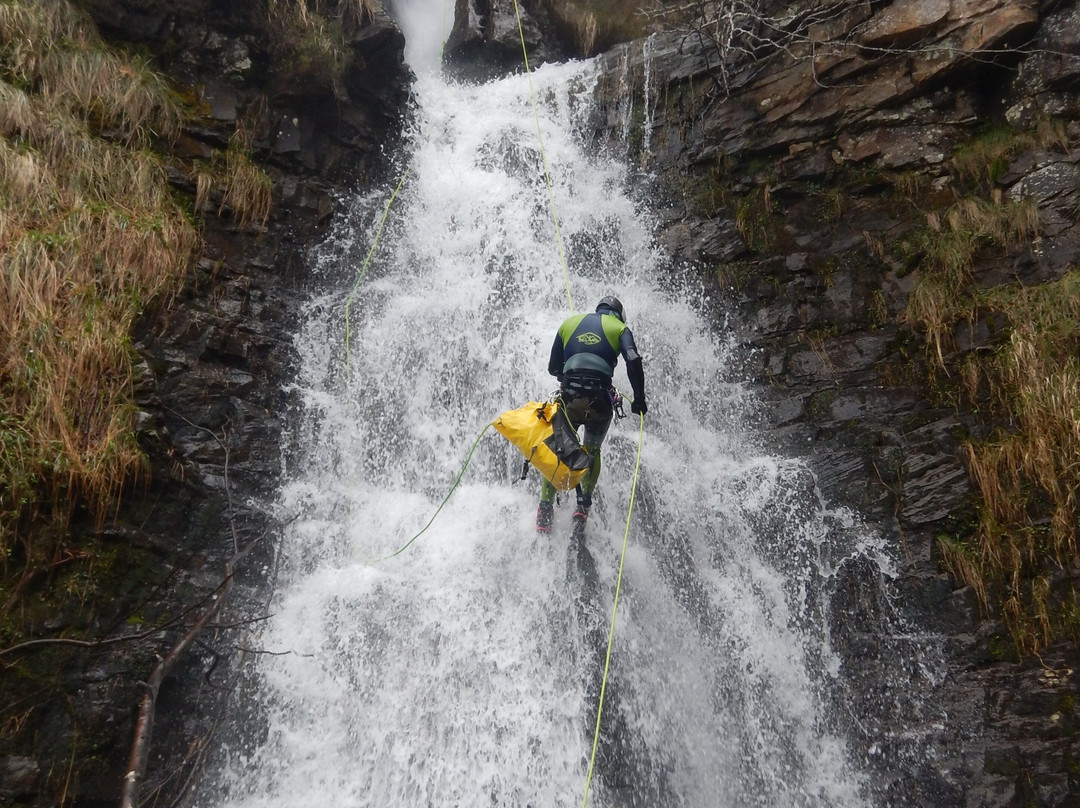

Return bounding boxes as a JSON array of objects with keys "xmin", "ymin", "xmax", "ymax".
[{"xmin": 576, "ymin": 332, "xmax": 602, "ymax": 346}]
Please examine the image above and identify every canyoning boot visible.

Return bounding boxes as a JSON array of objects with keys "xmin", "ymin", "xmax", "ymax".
[
  {"xmin": 571, "ymin": 492, "xmax": 591, "ymax": 528},
  {"xmin": 536, "ymin": 500, "xmax": 554, "ymax": 533}
]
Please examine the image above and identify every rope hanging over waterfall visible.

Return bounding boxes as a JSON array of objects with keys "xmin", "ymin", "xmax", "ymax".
[
  {"xmin": 508, "ymin": 12, "xmax": 644, "ymax": 806},
  {"xmin": 344, "ymin": 165, "xmax": 411, "ymax": 369},
  {"xmin": 583, "ymin": 412, "xmax": 644, "ymax": 806},
  {"xmin": 511, "ymin": 0, "xmax": 575, "ymax": 315},
  {"xmin": 364, "ymin": 423, "xmax": 494, "ymax": 563}
]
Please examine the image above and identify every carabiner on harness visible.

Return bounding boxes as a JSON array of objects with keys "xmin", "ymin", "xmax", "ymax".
[{"xmin": 610, "ymin": 387, "xmax": 626, "ymax": 421}]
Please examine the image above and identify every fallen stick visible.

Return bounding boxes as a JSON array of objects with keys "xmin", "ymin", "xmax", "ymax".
[
  {"xmin": 118, "ymin": 530, "xmax": 263, "ymax": 808},
  {"xmin": 118, "ymin": 572, "xmax": 229, "ymax": 808}
]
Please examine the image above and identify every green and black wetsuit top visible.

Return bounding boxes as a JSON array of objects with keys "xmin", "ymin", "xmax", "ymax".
[{"xmin": 547, "ymin": 311, "xmax": 646, "ymax": 406}]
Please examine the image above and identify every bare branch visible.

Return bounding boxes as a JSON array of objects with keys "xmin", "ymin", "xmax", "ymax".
[
  {"xmin": 118, "ymin": 531, "xmax": 264, "ymax": 808},
  {"xmin": 164, "ymin": 406, "xmax": 239, "ymax": 554},
  {"xmin": 0, "ymin": 581, "xmax": 228, "ymax": 659},
  {"xmin": 119, "ymin": 592, "xmax": 225, "ymax": 808}
]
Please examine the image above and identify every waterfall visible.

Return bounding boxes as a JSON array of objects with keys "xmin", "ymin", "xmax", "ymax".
[
  {"xmin": 194, "ymin": 4, "xmax": 940, "ymax": 807},
  {"xmin": 641, "ymin": 35, "xmax": 654, "ymax": 159}
]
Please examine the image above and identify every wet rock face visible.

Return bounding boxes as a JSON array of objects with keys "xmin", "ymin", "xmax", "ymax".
[
  {"xmin": 0, "ymin": 2, "xmax": 409, "ymax": 806},
  {"xmin": 443, "ymin": 0, "xmax": 568, "ymax": 79},
  {"xmin": 589, "ymin": 0, "xmax": 1080, "ymax": 805},
  {"xmin": 595, "ymin": 0, "xmax": 1044, "ymax": 168},
  {"xmin": 87, "ymin": 0, "xmax": 408, "ymax": 181}
]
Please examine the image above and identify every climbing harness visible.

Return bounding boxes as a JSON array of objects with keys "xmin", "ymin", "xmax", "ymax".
[{"xmin": 610, "ymin": 387, "xmax": 627, "ymax": 421}]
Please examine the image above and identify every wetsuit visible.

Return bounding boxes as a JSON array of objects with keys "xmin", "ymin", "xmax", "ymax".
[{"xmin": 540, "ymin": 309, "xmax": 647, "ymax": 509}]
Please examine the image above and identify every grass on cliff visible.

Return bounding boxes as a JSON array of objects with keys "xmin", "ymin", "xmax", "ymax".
[
  {"xmin": 902, "ymin": 193, "xmax": 1038, "ymax": 364},
  {"xmin": 537, "ymin": 0, "xmax": 654, "ymax": 56},
  {"xmin": 195, "ymin": 127, "xmax": 273, "ymax": 231},
  {"xmin": 937, "ymin": 272, "xmax": 1080, "ymax": 652},
  {"xmin": 0, "ymin": 1, "xmax": 270, "ymax": 604},
  {"xmin": 0, "ymin": 0, "xmax": 197, "ymax": 572},
  {"xmin": 900, "ymin": 123, "xmax": 1080, "ymax": 653},
  {"xmin": 266, "ymin": 0, "xmax": 375, "ymax": 87}
]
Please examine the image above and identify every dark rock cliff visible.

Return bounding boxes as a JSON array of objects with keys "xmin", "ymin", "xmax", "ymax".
[
  {"xmin": 0, "ymin": 2, "xmax": 409, "ymax": 805},
  {"xmin": 590, "ymin": 0, "xmax": 1080, "ymax": 804}
]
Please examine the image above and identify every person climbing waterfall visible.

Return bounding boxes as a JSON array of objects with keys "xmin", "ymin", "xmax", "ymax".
[{"xmin": 536, "ymin": 295, "xmax": 647, "ymax": 532}]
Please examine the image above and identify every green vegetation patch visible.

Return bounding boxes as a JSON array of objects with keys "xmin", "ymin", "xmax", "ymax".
[
  {"xmin": 266, "ymin": 0, "xmax": 376, "ymax": 88},
  {"xmin": 0, "ymin": 0, "xmax": 200, "ymax": 572},
  {"xmin": 899, "ymin": 123, "xmax": 1080, "ymax": 653},
  {"xmin": 0, "ymin": 2, "xmax": 278, "ymax": 800},
  {"xmin": 0, "ymin": 1, "xmax": 273, "ymax": 588},
  {"xmin": 945, "ymin": 272, "xmax": 1080, "ymax": 652}
]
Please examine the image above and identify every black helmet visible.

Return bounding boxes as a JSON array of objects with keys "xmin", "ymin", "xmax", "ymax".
[{"xmin": 596, "ymin": 295, "xmax": 625, "ymax": 322}]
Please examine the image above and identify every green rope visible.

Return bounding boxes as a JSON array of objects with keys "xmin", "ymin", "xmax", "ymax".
[
  {"xmin": 582, "ymin": 412, "xmax": 645, "ymax": 807},
  {"xmin": 344, "ymin": 165, "xmax": 411, "ymax": 370},
  {"xmin": 369, "ymin": 423, "xmax": 493, "ymax": 563},
  {"xmin": 511, "ymin": 0, "xmax": 574, "ymax": 315}
]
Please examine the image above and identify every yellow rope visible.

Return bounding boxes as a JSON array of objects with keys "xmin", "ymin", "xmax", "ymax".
[
  {"xmin": 506, "ymin": 12, "xmax": 650, "ymax": 799},
  {"xmin": 344, "ymin": 165, "xmax": 411, "ymax": 369},
  {"xmin": 511, "ymin": 0, "xmax": 574, "ymax": 314},
  {"xmin": 581, "ymin": 412, "xmax": 645, "ymax": 807}
]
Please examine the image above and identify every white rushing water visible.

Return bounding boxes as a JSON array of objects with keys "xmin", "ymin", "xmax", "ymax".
[{"xmin": 196, "ymin": 3, "xmax": 935, "ymax": 807}]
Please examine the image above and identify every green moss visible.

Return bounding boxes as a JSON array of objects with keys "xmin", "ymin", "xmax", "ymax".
[
  {"xmin": 1059, "ymin": 693, "xmax": 1076, "ymax": 715},
  {"xmin": 986, "ymin": 633, "xmax": 1019, "ymax": 663},
  {"xmin": 806, "ymin": 387, "xmax": 838, "ymax": 421},
  {"xmin": 984, "ymin": 749, "xmax": 1021, "ymax": 776},
  {"xmin": 716, "ymin": 260, "xmax": 755, "ymax": 292},
  {"xmin": 1066, "ymin": 750, "xmax": 1080, "ymax": 777},
  {"xmin": 734, "ymin": 186, "xmax": 783, "ymax": 253},
  {"xmin": 953, "ymin": 125, "xmax": 1018, "ymax": 189},
  {"xmin": 693, "ymin": 162, "xmax": 732, "ymax": 216},
  {"xmin": 874, "ymin": 333, "xmax": 923, "ymax": 389},
  {"xmin": 811, "ymin": 185, "xmax": 846, "ymax": 225}
]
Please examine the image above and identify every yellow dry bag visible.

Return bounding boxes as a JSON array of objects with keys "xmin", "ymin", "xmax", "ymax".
[{"xmin": 493, "ymin": 401, "xmax": 591, "ymax": 490}]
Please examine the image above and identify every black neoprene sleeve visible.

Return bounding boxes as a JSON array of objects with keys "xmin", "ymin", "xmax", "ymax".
[{"xmin": 626, "ymin": 357, "xmax": 646, "ymax": 404}]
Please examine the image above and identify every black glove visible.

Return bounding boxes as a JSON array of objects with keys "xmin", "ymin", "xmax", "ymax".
[{"xmin": 631, "ymin": 398, "xmax": 647, "ymax": 416}]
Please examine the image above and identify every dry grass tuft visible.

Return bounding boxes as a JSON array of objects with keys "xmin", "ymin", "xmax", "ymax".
[
  {"xmin": 38, "ymin": 49, "xmax": 182, "ymax": 146},
  {"xmin": 933, "ymin": 273, "xmax": 1080, "ymax": 653},
  {"xmin": 905, "ymin": 123, "xmax": 1080, "ymax": 652},
  {"xmin": 217, "ymin": 133, "xmax": 273, "ymax": 231},
  {"xmin": 0, "ymin": 80, "xmax": 34, "ymax": 134},
  {"xmin": 339, "ymin": 0, "xmax": 377, "ymax": 29},
  {"xmin": 952, "ymin": 126, "xmax": 1023, "ymax": 190},
  {"xmin": 938, "ymin": 533, "xmax": 988, "ymax": 610},
  {"xmin": 902, "ymin": 193, "xmax": 1040, "ymax": 364},
  {"xmin": 189, "ymin": 130, "xmax": 273, "ymax": 231},
  {"xmin": 1, "ymin": 0, "xmax": 198, "ymax": 569},
  {"xmin": 888, "ymin": 170, "xmax": 927, "ymax": 201},
  {"xmin": 265, "ymin": 0, "xmax": 378, "ymax": 85},
  {"xmin": 904, "ymin": 276, "xmax": 956, "ymax": 367},
  {"xmin": 537, "ymin": 0, "xmax": 646, "ymax": 57}
]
